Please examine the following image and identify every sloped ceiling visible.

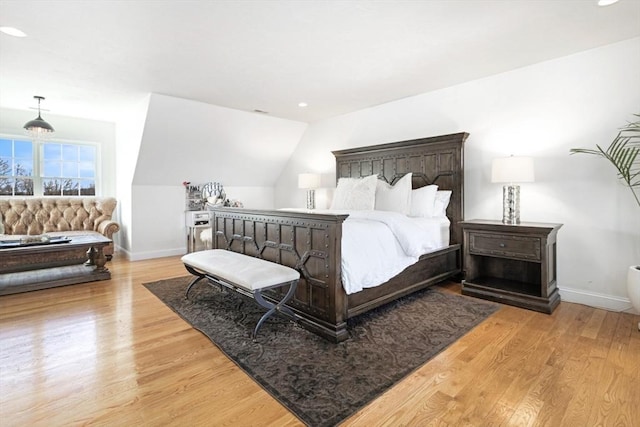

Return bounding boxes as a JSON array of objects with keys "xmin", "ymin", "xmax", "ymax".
[
  {"xmin": 132, "ymin": 94, "xmax": 307, "ymax": 186},
  {"xmin": 0, "ymin": 0, "xmax": 638, "ymax": 124}
]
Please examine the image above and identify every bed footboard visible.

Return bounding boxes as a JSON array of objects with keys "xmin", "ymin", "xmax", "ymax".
[{"xmin": 210, "ymin": 207, "xmax": 351, "ymax": 342}]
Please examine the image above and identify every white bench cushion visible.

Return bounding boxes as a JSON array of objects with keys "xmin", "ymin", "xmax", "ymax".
[{"xmin": 181, "ymin": 249, "xmax": 300, "ymax": 291}]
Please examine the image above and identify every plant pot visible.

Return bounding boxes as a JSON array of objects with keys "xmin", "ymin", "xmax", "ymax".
[{"xmin": 628, "ymin": 265, "xmax": 640, "ymax": 330}]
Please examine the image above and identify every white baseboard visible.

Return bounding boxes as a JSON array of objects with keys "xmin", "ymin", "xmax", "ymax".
[
  {"xmin": 559, "ymin": 286, "xmax": 638, "ymax": 314},
  {"xmin": 118, "ymin": 246, "xmax": 185, "ymax": 261}
]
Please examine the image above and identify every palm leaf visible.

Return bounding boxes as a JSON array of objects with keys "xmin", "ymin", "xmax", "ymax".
[{"xmin": 571, "ymin": 114, "xmax": 640, "ymax": 207}]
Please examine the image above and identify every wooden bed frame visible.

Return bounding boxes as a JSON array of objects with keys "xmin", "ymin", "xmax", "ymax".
[{"xmin": 210, "ymin": 132, "xmax": 469, "ymax": 342}]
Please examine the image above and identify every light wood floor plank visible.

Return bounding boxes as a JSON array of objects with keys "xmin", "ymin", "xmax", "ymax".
[{"xmin": 1, "ymin": 254, "xmax": 638, "ymax": 426}]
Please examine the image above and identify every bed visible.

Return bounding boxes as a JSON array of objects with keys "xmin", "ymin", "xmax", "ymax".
[{"xmin": 209, "ymin": 132, "xmax": 469, "ymax": 342}]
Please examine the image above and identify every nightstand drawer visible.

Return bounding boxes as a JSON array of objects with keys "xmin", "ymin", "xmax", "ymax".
[{"xmin": 469, "ymin": 233, "xmax": 541, "ymax": 261}]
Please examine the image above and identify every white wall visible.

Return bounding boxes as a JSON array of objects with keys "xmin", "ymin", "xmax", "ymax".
[
  {"xmin": 126, "ymin": 94, "xmax": 307, "ymax": 260},
  {"xmin": 275, "ymin": 37, "xmax": 640, "ymax": 312},
  {"xmin": 113, "ymin": 95, "xmax": 150, "ymax": 254}
]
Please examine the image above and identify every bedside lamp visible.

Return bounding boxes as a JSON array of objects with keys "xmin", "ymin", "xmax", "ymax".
[
  {"xmin": 491, "ymin": 156, "xmax": 534, "ymax": 224},
  {"xmin": 298, "ymin": 173, "xmax": 321, "ymax": 210}
]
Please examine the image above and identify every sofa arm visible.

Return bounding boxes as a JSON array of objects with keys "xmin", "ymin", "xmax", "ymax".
[{"xmin": 97, "ymin": 220, "xmax": 120, "ymax": 240}]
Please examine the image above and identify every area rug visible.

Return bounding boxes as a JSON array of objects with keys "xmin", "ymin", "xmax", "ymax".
[{"xmin": 144, "ymin": 276, "xmax": 499, "ymax": 427}]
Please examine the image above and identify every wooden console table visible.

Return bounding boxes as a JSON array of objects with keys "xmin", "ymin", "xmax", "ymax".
[
  {"xmin": 461, "ymin": 219, "xmax": 562, "ymax": 314},
  {"xmin": 0, "ymin": 234, "xmax": 112, "ymax": 295}
]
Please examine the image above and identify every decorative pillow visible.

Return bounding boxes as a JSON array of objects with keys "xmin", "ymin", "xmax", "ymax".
[
  {"xmin": 330, "ymin": 174, "xmax": 378, "ymax": 210},
  {"xmin": 409, "ymin": 185, "xmax": 438, "ymax": 217},
  {"xmin": 375, "ymin": 173, "xmax": 412, "ymax": 214},
  {"xmin": 433, "ymin": 190, "xmax": 452, "ymax": 218}
]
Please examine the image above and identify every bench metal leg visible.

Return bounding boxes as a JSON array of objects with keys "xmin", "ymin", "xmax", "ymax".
[
  {"xmin": 252, "ymin": 280, "xmax": 298, "ymax": 341},
  {"xmin": 184, "ymin": 264, "xmax": 207, "ymax": 298}
]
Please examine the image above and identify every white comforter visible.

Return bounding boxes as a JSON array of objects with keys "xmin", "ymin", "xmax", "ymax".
[{"xmin": 309, "ymin": 210, "xmax": 449, "ymax": 294}]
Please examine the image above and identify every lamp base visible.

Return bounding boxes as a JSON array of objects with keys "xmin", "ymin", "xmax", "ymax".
[
  {"xmin": 502, "ymin": 185, "xmax": 521, "ymax": 224},
  {"xmin": 306, "ymin": 189, "xmax": 316, "ymax": 210}
]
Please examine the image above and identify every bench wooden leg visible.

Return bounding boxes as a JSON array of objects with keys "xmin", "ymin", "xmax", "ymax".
[{"xmin": 252, "ymin": 280, "xmax": 298, "ymax": 341}]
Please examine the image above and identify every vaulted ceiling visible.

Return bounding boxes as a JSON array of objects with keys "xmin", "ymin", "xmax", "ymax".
[{"xmin": 1, "ymin": 0, "xmax": 638, "ymax": 124}]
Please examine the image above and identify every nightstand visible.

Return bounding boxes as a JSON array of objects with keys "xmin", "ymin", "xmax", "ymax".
[
  {"xmin": 185, "ymin": 210, "xmax": 212, "ymax": 253},
  {"xmin": 460, "ymin": 219, "xmax": 562, "ymax": 314}
]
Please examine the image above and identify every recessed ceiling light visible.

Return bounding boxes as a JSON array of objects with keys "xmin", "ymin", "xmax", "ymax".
[
  {"xmin": 0, "ymin": 27, "xmax": 27, "ymax": 37},
  {"xmin": 598, "ymin": 0, "xmax": 619, "ymax": 6},
  {"xmin": 298, "ymin": 102, "xmax": 308, "ymax": 108}
]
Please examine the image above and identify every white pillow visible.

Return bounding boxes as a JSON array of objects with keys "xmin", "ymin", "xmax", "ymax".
[
  {"xmin": 375, "ymin": 173, "xmax": 412, "ymax": 215},
  {"xmin": 433, "ymin": 190, "xmax": 452, "ymax": 218},
  {"xmin": 330, "ymin": 174, "xmax": 378, "ymax": 210},
  {"xmin": 409, "ymin": 185, "xmax": 438, "ymax": 217}
]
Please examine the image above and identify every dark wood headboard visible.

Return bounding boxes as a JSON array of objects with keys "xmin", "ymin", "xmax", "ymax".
[{"xmin": 332, "ymin": 132, "xmax": 469, "ymax": 245}]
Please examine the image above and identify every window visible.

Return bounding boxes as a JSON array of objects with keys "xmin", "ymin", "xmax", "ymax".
[
  {"xmin": 42, "ymin": 143, "xmax": 96, "ymax": 196},
  {"xmin": 0, "ymin": 137, "xmax": 98, "ymax": 196}
]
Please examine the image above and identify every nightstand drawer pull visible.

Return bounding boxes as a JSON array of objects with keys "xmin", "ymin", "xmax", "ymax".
[{"xmin": 499, "ymin": 243, "xmax": 506, "ymax": 248}]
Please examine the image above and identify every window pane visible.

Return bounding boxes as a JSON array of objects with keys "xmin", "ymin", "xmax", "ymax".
[
  {"xmin": 14, "ymin": 178, "xmax": 33, "ymax": 195},
  {"xmin": 79, "ymin": 180, "xmax": 95, "ymax": 195},
  {"xmin": 79, "ymin": 162, "xmax": 95, "ymax": 178},
  {"xmin": 15, "ymin": 141, "xmax": 32, "ymax": 158},
  {"xmin": 79, "ymin": 146, "xmax": 95, "ymax": 162},
  {"xmin": 63, "ymin": 161, "xmax": 78, "ymax": 177},
  {"xmin": 43, "ymin": 161, "xmax": 61, "ymax": 177},
  {"xmin": 14, "ymin": 160, "xmax": 33, "ymax": 176},
  {"xmin": 62, "ymin": 144, "xmax": 78, "ymax": 162},
  {"xmin": 62, "ymin": 179, "xmax": 79, "ymax": 196},
  {"xmin": 42, "ymin": 179, "xmax": 62, "ymax": 196},
  {"xmin": 0, "ymin": 139, "xmax": 12, "ymax": 157},
  {"xmin": 43, "ymin": 179, "xmax": 62, "ymax": 195},
  {"xmin": 0, "ymin": 179, "xmax": 13, "ymax": 195},
  {"xmin": 43, "ymin": 144, "xmax": 61, "ymax": 160}
]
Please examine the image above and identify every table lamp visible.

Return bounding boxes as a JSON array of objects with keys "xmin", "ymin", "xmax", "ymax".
[
  {"xmin": 491, "ymin": 156, "xmax": 534, "ymax": 224},
  {"xmin": 298, "ymin": 173, "xmax": 321, "ymax": 210}
]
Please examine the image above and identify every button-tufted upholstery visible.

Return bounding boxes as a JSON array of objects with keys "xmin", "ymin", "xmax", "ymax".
[{"xmin": 0, "ymin": 197, "xmax": 120, "ymax": 259}]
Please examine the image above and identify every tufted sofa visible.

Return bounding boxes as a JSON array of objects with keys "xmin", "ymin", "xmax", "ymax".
[{"xmin": 0, "ymin": 197, "xmax": 120, "ymax": 259}]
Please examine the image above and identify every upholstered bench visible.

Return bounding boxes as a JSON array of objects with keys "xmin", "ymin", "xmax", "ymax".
[{"xmin": 181, "ymin": 249, "xmax": 300, "ymax": 340}]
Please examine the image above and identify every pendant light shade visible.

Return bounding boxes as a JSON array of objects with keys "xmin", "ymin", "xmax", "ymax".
[{"xmin": 24, "ymin": 96, "xmax": 54, "ymax": 140}]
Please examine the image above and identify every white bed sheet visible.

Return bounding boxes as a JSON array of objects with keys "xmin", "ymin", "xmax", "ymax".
[{"xmin": 292, "ymin": 209, "xmax": 450, "ymax": 295}]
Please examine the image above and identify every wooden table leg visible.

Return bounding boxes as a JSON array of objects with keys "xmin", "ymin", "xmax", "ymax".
[
  {"xmin": 85, "ymin": 246, "xmax": 96, "ymax": 266},
  {"xmin": 85, "ymin": 246, "xmax": 109, "ymax": 272}
]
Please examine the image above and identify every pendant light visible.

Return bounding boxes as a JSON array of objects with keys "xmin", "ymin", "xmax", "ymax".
[{"xmin": 24, "ymin": 96, "xmax": 54, "ymax": 140}]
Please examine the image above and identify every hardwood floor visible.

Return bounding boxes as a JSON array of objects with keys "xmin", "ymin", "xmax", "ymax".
[{"xmin": 1, "ymin": 254, "xmax": 638, "ymax": 426}]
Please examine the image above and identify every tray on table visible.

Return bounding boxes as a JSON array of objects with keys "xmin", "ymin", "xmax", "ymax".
[{"xmin": 0, "ymin": 236, "xmax": 71, "ymax": 249}]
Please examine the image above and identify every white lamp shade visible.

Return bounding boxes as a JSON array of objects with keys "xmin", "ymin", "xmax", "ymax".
[
  {"xmin": 491, "ymin": 156, "xmax": 535, "ymax": 184},
  {"xmin": 298, "ymin": 173, "xmax": 321, "ymax": 189}
]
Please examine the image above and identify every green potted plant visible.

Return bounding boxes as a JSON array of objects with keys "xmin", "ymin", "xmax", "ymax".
[{"xmin": 571, "ymin": 114, "xmax": 639, "ymax": 329}]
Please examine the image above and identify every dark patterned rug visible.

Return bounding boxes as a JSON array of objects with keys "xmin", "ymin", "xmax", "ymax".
[{"xmin": 144, "ymin": 276, "xmax": 499, "ymax": 427}]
